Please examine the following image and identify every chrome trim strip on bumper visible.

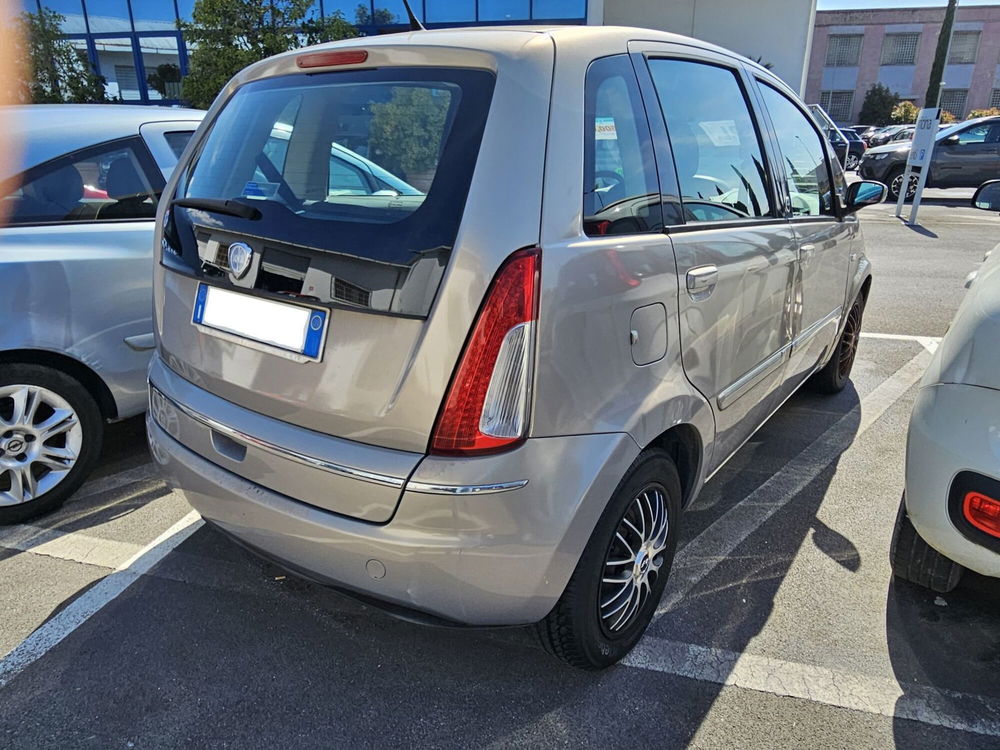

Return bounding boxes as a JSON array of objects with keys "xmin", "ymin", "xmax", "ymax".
[
  {"xmin": 150, "ymin": 385, "xmax": 406, "ymax": 489},
  {"xmin": 149, "ymin": 385, "xmax": 529, "ymax": 497},
  {"xmin": 405, "ymin": 479, "xmax": 529, "ymax": 495}
]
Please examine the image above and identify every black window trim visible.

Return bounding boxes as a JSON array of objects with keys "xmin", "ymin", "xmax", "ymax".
[
  {"xmin": 751, "ymin": 75, "xmax": 844, "ymax": 223},
  {"xmin": 0, "ymin": 135, "xmax": 165, "ymax": 229},
  {"xmin": 640, "ymin": 52, "xmax": 783, "ymax": 231}
]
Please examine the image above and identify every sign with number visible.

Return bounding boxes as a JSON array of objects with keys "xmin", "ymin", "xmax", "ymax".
[{"xmin": 906, "ymin": 108, "xmax": 941, "ymax": 167}]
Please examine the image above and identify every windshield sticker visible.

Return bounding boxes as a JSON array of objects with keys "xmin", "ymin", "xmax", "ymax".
[
  {"xmin": 242, "ymin": 181, "xmax": 280, "ymax": 199},
  {"xmin": 595, "ymin": 117, "xmax": 618, "ymax": 140},
  {"xmin": 699, "ymin": 120, "xmax": 741, "ymax": 147}
]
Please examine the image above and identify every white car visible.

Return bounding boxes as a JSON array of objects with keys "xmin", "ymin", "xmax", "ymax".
[{"xmin": 891, "ymin": 179, "xmax": 1000, "ymax": 591}]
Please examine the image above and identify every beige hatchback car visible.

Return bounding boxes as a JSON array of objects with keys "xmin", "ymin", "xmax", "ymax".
[{"xmin": 147, "ymin": 26, "xmax": 885, "ymax": 668}]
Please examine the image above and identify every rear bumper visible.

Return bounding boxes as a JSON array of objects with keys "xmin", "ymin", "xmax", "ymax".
[
  {"xmin": 147, "ymin": 399, "xmax": 640, "ymax": 626},
  {"xmin": 905, "ymin": 383, "xmax": 1000, "ymax": 579}
]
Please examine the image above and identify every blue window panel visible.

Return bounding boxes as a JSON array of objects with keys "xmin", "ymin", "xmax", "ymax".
[
  {"xmin": 176, "ymin": 0, "xmax": 195, "ymax": 21},
  {"xmin": 321, "ymin": 0, "xmax": 356, "ymax": 20},
  {"xmin": 130, "ymin": 0, "xmax": 178, "ymax": 30},
  {"xmin": 425, "ymin": 0, "xmax": 474, "ymax": 23},
  {"xmin": 38, "ymin": 1, "xmax": 86, "ymax": 31},
  {"xmin": 479, "ymin": 0, "xmax": 529, "ymax": 21},
  {"xmin": 84, "ymin": 0, "xmax": 132, "ymax": 32},
  {"xmin": 532, "ymin": 0, "xmax": 584, "ymax": 19},
  {"xmin": 372, "ymin": 1, "xmax": 408, "ymax": 24}
]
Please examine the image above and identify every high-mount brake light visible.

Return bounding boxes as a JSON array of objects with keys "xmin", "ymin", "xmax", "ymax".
[
  {"xmin": 430, "ymin": 247, "xmax": 540, "ymax": 456},
  {"xmin": 296, "ymin": 50, "xmax": 369, "ymax": 69}
]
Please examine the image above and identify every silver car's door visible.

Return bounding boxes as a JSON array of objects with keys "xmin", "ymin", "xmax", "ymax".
[
  {"xmin": 0, "ymin": 136, "xmax": 167, "ymax": 418},
  {"xmin": 752, "ymin": 78, "xmax": 855, "ymax": 385},
  {"xmin": 634, "ymin": 43, "xmax": 798, "ymax": 472}
]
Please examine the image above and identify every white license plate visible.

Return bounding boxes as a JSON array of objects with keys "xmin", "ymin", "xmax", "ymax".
[{"xmin": 192, "ymin": 284, "xmax": 327, "ymax": 360}]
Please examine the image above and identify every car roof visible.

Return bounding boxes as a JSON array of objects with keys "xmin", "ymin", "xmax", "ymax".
[{"xmin": 2, "ymin": 104, "xmax": 205, "ymax": 177}]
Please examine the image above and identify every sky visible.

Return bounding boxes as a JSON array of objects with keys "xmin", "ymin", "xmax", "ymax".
[{"xmin": 818, "ymin": 0, "xmax": 997, "ymax": 9}]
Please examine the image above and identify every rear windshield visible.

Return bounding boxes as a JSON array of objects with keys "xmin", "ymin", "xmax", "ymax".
[{"xmin": 165, "ymin": 66, "xmax": 495, "ymax": 317}]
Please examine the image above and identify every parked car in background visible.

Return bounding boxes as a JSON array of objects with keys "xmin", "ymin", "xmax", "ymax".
[
  {"xmin": 869, "ymin": 124, "xmax": 912, "ymax": 147},
  {"xmin": 840, "ymin": 128, "xmax": 867, "ymax": 170},
  {"xmin": 0, "ymin": 104, "xmax": 204, "ymax": 523},
  {"xmin": 148, "ymin": 27, "xmax": 885, "ymax": 669},
  {"xmin": 891, "ymin": 179, "xmax": 1000, "ymax": 592},
  {"xmin": 858, "ymin": 116, "xmax": 1000, "ymax": 200},
  {"xmin": 853, "ymin": 125, "xmax": 878, "ymax": 143},
  {"xmin": 825, "ymin": 128, "xmax": 849, "ymax": 168}
]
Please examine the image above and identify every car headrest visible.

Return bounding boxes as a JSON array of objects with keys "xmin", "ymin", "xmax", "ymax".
[
  {"xmin": 105, "ymin": 157, "xmax": 147, "ymax": 200},
  {"xmin": 25, "ymin": 165, "xmax": 83, "ymax": 208}
]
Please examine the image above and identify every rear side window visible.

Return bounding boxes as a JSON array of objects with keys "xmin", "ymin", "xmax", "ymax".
[
  {"xmin": 1, "ymin": 139, "xmax": 160, "ymax": 225},
  {"xmin": 758, "ymin": 83, "xmax": 835, "ymax": 217},
  {"xmin": 169, "ymin": 67, "xmax": 495, "ymax": 317},
  {"xmin": 164, "ymin": 131, "xmax": 194, "ymax": 159},
  {"xmin": 583, "ymin": 55, "xmax": 661, "ymax": 236},
  {"xmin": 647, "ymin": 58, "xmax": 773, "ymax": 224}
]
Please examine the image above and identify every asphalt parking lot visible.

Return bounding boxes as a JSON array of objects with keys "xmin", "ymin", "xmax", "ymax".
[{"xmin": 2, "ymin": 192, "xmax": 999, "ymax": 749}]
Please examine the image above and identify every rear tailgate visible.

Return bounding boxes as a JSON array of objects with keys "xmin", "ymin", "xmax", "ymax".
[{"xmin": 153, "ymin": 36, "xmax": 554, "ymax": 521}]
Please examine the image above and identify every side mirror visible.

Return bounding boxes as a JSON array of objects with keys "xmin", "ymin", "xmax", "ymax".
[
  {"xmin": 942, "ymin": 134, "xmax": 959, "ymax": 147},
  {"xmin": 843, "ymin": 180, "xmax": 887, "ymax": 214},
  {"xmin": 972, "ymin": 180, "xmax": 1000, "ymax": 211}
]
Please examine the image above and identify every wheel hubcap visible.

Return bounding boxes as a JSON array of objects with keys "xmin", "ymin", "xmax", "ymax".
[
  {"xmin": 600, "ymin": 486, "xmax": 669, "ymax": 634},
  {"xmin": 0, "ymin": 385, "xmax": 82, "ymax": 506},
  {"xmin": 891, "ymin": 173, "xmax": 917, "ymax": 198}
]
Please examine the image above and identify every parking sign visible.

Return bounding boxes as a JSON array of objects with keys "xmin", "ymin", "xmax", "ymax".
[{"xmin": 907, "ymin": 108, "xmax": 941, "ymax": 167}]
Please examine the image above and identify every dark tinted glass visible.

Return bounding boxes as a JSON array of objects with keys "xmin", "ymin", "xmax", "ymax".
[
  {"xmin": 759, "ymin": 83, "xmax": 834, "ymax": 217},
  {"xmin": 648, "ymin": 58, "xmax": 773, "ymax": 223},
  {"xmin": 164, "ymin": 131, "xmax": 194, "ymax": 159},
  {"xmin": 583, "ymin": 55, "xmax": 662, "ymax": 236},
  {"xmin": 3, "ymin": 140, "xmax": 158, "ymax": 224},
  {"xmin": 168, "ymin": 67, "xmax": 495, "ymax": 317}
]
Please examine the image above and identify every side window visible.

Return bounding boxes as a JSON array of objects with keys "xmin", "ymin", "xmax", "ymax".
[
  {"xmin": 1, "ymin": 140, "xmax": 159, "ymax": 225},
  {"xmin": 329, "ymin": 155, "xmax": 371, "ymax": 195},
  {"xmin": 583, "ymin": 55, "xmax": 661, "ymax": 237},
  {"xmin": 647, "ymin": 58, "xmax": 772, "ymax": 223},
  {"xmin": 758, "ymin": 83, "xmax": 835, "ymax": 217},
  {"xmin": 955, "ymin": 124, "xmax": 993, "ymax": 145},
  {"xmin": 164, "ymin": 131, "xmax": 195, "ymax": 159}
]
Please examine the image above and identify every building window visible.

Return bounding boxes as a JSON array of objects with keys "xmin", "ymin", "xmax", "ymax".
[
  {"xmin": 881, "ymin": 33, "xmax": 920, "ymax": 66},
  {"xmin": 990, "ymin": 89, "xmax": 1000, "ymax": 109},
  {"xmin": 947, "ymin": 31, "xmax": 980, "ymax": 64},
  {"xmin": 939, "ymin": 89, "xmax": 969, "ymax": 118},
  {"xmin": 820, "ymin": 91, "xmax": 855, "ymax": 122},
  {"xmin": 825, "ymin": 34, "xmax": 863, "ymax": 67}
]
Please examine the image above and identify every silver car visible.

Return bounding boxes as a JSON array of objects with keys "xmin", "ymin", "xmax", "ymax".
[
  {"xmin": 147, "ymin": 27, "xmax": 885, "ymax": 668},
  {"xmin": 0, "ymin": 104, "xmax": 204, "ymax": 523}
]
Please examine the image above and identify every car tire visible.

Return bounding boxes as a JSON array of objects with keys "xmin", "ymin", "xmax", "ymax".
[
  {"xmin": 886, "ymin": 166, "xmax": 918, "ymax": 202},
  {"xmin": 0, "ymin": 364, "xmax": 104, "ymax": 525},
  {"xmin": 890, "ymin": 494, "xmax": 963, "ymax": 593},
  {"xmin": 807, "ymin": 295, "xmax": 864, "ymax": 395},
  {"xmin": 845, "ymin": 154, "xmax": 860, "ymax": 171},
  {"xmin": 536, "ymin": 450, "xmax": 682, "ymax": 670}
]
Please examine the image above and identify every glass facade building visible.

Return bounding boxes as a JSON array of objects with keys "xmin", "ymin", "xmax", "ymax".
[{"xmin": 22, "ymin": 0, "xmax": 587, "ymax": 105}]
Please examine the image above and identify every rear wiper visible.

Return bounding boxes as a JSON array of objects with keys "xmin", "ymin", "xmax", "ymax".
[{"xmin": 171, "ymin": 197, "xmax": 261, "ymax": 220}]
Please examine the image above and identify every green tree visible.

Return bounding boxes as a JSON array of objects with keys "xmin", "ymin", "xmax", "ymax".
[
  {"xmin": 355, "ymin": 4, "xmax": 398, "ymax": 25},
  {"xmin": 857, "ymin": 83, "xmax": 899, "ymax": 126},
  {"xmin": 890, "ymin": 100, "xmax": 920, "ymax": 125},
  {"xmin": 147, "ymin": 62, "xmax": 182, "ymax": 99},
  {"xmin": 969, "ymin": 107, "xmax": 1000, "ymax": 119},
  {"xmin": 925, "ymin": 0, "xmax": 958, "ymax": 109},
  {"xmin": 182, "ymin": 0, "xmax": 358, "ymax": 109},
  {"xmin": 369, "ymin": 87, "xmax": 448, "ymax": 183},
  {"xmin": 5, "ymin": 8, "xmax": 107, "ymax": 104}
]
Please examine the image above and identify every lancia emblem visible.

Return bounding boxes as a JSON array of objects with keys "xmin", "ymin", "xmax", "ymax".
[{"xmin": 227, "ymin": 242, "xmax": 253, "ymax": 279}]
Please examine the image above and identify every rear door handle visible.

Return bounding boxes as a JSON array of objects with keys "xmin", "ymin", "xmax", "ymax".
[{"xmin": 686, "ymin": 265, "xmax": 718, "ymax": 298}]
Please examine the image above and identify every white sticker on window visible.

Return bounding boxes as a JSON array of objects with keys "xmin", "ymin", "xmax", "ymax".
[
  {"xmin": 595, "ymin": 117, "xmax": 618, "ymax": 140},
  {"xmin": 699, "ymin": 120, "xmax": 741, "ymax": 147}
]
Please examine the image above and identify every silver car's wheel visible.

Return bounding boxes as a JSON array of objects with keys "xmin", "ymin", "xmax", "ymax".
[
  {"xmin": 599, "ymin": 486, "xmax": 670, "ymax": 633},
  {"xmin": 0, "ymin": 364, "xmax": 103, "ymax": 524},
  {"xmin": 845, "ymin": 154, "xmax": 860, "ymax": 170},
  {"xmin": 0, "ymin": 384, "xmax": 83, "ymax": 506}
]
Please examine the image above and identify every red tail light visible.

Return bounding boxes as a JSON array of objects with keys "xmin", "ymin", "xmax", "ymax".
[
  {"xmin": 964, "ymin": 491, "xmax": 1000, "ymax": 538},
  {"xmin": 296, "ymin": 50, "xmax": 368, "ymax": 69},
  {"xmin": 430, "ymin": 247, "xmax": 540, "ymax": 456}
]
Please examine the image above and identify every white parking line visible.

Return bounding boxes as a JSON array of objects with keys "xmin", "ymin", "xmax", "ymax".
[
  {"xmin": 624, "ymin": 637, "xmax": 1000, "ymax": 738},
  {"xmin": 655, "ymin": 346, "xmax": 932, "ymax": 617},
  {"xmin": 73, "ymin": 463, "xmax": 158, "ymax": 502},
  {"xmin": 0, "ymin": 511, "xmax": 202, "ymax": 688},
  {"xmin": 861, "ymin": 331, "xmax": 941, "ymax": 353},
  {"xmin": 0, "ymin": 524, "xmax": 143, "ymax": 570}
]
